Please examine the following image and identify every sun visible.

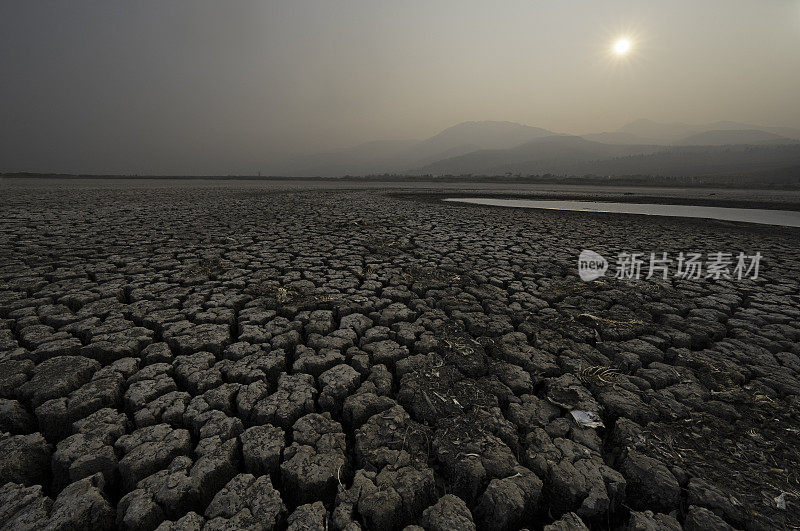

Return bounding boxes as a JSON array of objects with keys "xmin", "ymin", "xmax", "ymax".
[
  {"xmin": 613, "ymin": 37, "xmax": 632, "ymax": 56},
  {"xmin": 600, "ymin": 25, "xmax": 645, "ymax": 68}
]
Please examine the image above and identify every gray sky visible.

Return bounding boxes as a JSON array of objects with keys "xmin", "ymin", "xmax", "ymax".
[{"xmin": 2, "ymin": 1, "xmax": 799, "ymax": 174}]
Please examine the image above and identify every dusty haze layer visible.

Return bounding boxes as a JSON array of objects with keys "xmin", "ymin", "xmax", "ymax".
[{"xmin": 1, "ymin": 1, "xmax": 799, "ymax": 174}]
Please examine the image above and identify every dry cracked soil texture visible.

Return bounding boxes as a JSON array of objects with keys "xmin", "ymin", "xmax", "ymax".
[{"xmin": 0, "ymin": 179, "xmax": 798, "ymax": 530}]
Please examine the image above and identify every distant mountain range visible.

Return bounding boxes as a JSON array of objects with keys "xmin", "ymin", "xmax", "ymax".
[
  {"xmin": 274, "ymin": 121, "xmax": 557, "ymax": 176},
  {"xmin": 615, "ymin": 119, "xmax": 800, "ymax": 143},
  {"xmin": 675, "ymin": 129, "xmax": 792, "ymax": 146},
  {"xmin": 270, "ymin": 119, "xmax": 800, "ymax": 177}
]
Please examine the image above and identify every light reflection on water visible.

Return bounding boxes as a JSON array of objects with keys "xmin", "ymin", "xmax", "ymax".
[{"xmin": 444, "ymin": 198, "xmax": 800, "ymax": 228}]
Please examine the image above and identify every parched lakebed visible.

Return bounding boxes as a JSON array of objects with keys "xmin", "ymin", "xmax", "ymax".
[{"xmin": 0, "ymin": 179, "xmax": 798, "ymax": 530}]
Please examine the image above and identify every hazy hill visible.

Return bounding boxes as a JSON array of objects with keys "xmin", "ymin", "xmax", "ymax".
[
  {"xmin": 271, "ymin": 119, "xmax": 800, "ymax": 178},
  {"xmin": 580, "ymin": 131, "xmax": 660, "ymax": 145},
  {"xmin": 562, "ymin": 145, "xmax": 800, "ymax": 177},
  {"xmin": 608, "ymin": 119, "xmax": 800, "ymax": 144},
  {"xmin": 383, "ymin": 121, "xmax": 559, "ymax": 170},
  {"xmin": 274, "ymin": 121, "xmax": 556, "ymax": 176},
  {"xmin": 676, "ymin": 129, "xmax": 797, "ymax": 146},
  {"xmin": 703, "ymin": 121, "xmax": 800, "ymax": 140},
  {"xmin": 408, "ymin": 121, "xmax": 554, "ymax": 155},
  {"xmin": 411, "ymin": 137, "xmax": 800, "ymax": 177},
  {"xmin": 413, "ymin": 135, "xmax": 661, "ymax": 175}
]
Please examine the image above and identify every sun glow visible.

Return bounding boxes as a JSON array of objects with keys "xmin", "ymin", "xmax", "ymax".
[{"xmin": 613, "ymin": 37, "xmax": 632, "ymax": 56}]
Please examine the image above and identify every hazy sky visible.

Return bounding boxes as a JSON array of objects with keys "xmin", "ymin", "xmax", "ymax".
[{"xmin": 2, "ymin": 1, "xmax": 799, "ymax": 174}]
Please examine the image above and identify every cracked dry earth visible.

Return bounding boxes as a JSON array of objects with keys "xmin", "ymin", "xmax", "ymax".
[{"xmin": 0, "ymin": 180, "xmax": 799, "ymax": 531}]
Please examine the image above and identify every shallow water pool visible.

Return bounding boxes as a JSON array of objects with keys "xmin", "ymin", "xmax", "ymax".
[{"xmin": 444, "ymin": 198, "xmax": 800, "ymax": 228}]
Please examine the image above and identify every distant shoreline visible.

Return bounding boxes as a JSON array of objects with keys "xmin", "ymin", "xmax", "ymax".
[{"xmin": 2, "ymin": 172, "xmax": 799, "ymax": 190}]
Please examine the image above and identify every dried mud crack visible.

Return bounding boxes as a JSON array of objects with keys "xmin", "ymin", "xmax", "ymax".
[{"xmin": 0, "ymin": 180, "xmax": 798, "ymax": 530}]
